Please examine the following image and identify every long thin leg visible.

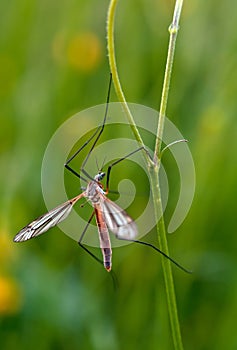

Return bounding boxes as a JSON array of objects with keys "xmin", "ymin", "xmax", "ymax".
[
  {"xmin": 65, "ymin": 74, "xmax": 113, "ymax": 181},
  {"xmin": 80, "ymin": 73, "xmax": 112, "ymax": 171},
  {"xmin": 117, "ymin": 237, "xmax": 192, "ymax": 274},
  {"xmin": 77, "ymin": 210, "xmax": 119, "ymax": 286},
  {"xmin": 78, "ymin": 211, "xmax": 95, "ymax": 243},
  {"xmin": 78, "ymin": 243, "xmax": 104, "ymax": 268},
  {"xmin": 64, "ymin": 164, "xmax": 88, "ymax": 182},
  {"xmin": 104, "ymin": 148, "xmax": 191, "ymax": 274},
  {"xmin": 106, "ymin": 146, "xmax": 152, "ymax": 193},
  {"xmin": 77, "ymin": 211, "xmax": 104, "ymax": 268}
]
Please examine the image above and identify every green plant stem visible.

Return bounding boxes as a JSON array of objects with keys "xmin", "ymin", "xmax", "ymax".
[
  {"xmin": 107, "ymin": 0, "xmax": 152, "ymax": 166},
  {"xmin": 154, "ymin": 0, "xmax": 184, "ymax": 160},
  {"xmin": 107, "ymin": 1, "xmax": 184, "ymax": 349},
  {"xmin": 149, "ymin": 166, "xmax": 184, "ymax": 350},
  {"xmin": 152, "ymin": 2, "xmax": 184, "ymax": 348}
]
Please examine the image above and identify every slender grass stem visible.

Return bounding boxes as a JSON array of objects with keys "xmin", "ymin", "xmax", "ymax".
[
  {"xmin": 107, "ymin": 1, "xmax": 185, "ymax": 349},
  {"xmin": 107, "ymin": 0, "xmax": 152, "ymax": 166},
  {"xmin": 152, "ymin": 2, "xmax": 185, "ymax": 348},
  {"xmin": 154, "ymin": 0, "xmax": 184, "ymax": 160},
  {"xmin": 149, "ymin": 166, "xmax": 184, "ymax": 350}
]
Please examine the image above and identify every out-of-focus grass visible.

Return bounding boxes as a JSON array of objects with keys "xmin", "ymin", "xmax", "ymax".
[{"xmin": 1, "ymin": 1, "xmax": 237, "ymax": 349}]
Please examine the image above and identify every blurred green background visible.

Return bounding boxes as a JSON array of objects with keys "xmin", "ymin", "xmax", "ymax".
[{"xmin": 1, "ymin": 0, "xmax": 237, "ymax": 349}]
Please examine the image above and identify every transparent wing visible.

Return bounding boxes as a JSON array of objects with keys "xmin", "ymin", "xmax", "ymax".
[
  {"xmin": 14, "ymin": 194, "xmax": 84, "ymax": 242},
  {"xmin": 101, "ymin": 196, "xmax": 138, "ymax": 240}
]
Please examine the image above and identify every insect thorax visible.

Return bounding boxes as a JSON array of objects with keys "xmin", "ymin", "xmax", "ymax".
[{"xmin": 86, "ymin": 181, "xmax": 105, "ymax": 204}]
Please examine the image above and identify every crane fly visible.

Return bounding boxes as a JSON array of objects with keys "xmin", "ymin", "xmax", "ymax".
[
  {"xmin": 14, "ymin": 171, "xmax": 137, "ymax": 272},
  {"xmin": 14, "ymin": 74, "xmax": 191, "ymax": 274},
  {"xmin": 13, "ymin": 74, "xmax": 139, "ymax": 273}
]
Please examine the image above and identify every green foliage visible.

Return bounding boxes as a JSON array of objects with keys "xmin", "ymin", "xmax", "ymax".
[{"xmin": 0, "ymin": 1, "xmax": 237, "ymax": 349}]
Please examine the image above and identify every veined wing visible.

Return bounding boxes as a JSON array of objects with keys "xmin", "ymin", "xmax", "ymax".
[
  {"xmin": 100, "ymin": 196, "xmax": 138, "ymax": 240},
  {"xmin": 14, "ymin": 194, "xmax": 84, "ymax": 242}
]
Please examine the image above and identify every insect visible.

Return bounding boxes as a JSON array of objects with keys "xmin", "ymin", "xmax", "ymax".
[
  {"xmin": 14, "ymin": 74, "xmax": 191, "ymax": 274},
  {"xmin": 14, "ymin": 166, "xmax": 140, "ymax": 272}
]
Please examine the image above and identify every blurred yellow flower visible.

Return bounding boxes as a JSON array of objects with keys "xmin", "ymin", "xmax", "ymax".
[
  {"xmin": 67, "ymin": 32, "xmax": 102, "ymax": 72},
  {"xmin": 0, "ymin": 276, "xmax": 22, "ymax": 315}
]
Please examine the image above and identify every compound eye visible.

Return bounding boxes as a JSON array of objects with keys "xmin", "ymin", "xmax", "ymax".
[{"xmin": 99, "ymin": 172, "xmax": 106, "ymax": 180}]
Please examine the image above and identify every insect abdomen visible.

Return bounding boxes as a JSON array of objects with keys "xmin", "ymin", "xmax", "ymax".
[{"xmin": 103, "ymin": 247, "xmax": 112, "ymax": 272}]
